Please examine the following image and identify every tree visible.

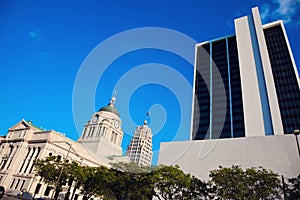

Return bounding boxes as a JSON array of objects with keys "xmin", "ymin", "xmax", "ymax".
[
  {"xmin": 65, "ymin": 161, "xmax": 85, "ymax": 200},
  {"xmin": 35, "ymin": 158, "xmax": 284, "ymax": 200},
  {"xmin": 244, "ymin": 167, "xmax": 281, "ymax": 199},
  {"xmin": 111, "ymin": 161, "xmax": 150, "ymax": 173},
  {"xmin": 152, "ymin": 165, "xmax": 192, "ymax": 200},
  {"xmin": 107, "ymin": 162, "xmax": 154, "ymax": 200},
  {"xmin": 64, "ymin": 161, "xmax": 83, "ymax": 199},
  {"xmin": 34, "ymin": 155, "xmax": 73, "ymax": 199},
  {"xmin": 209, "ymin": 165, "xmax": 247, "ymax": 199},
  {"xmin": 76, "ymin": 166, "xmax": 112, "ymax": 200},
  {"xmin": 209, "ymin": 165, "xmax": 281, "ymax": 200},
  {"xmin": 187, "ymin": 176, "xmax": 213, "ymax": 200},
  {"xmin": 109, "ymin": 163, "xmax": 212, "ymax": 200},
  {"xmin": 286, "ymin": 174, "xmax": 300, "ymax": 200}
]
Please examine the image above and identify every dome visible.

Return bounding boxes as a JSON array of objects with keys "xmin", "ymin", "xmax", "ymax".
[
  {"xmin": 98, "ymin": 105, "xmax": 119, "ymax": 116},
  {"xmin": 98, "ymin": 95, "xmax": 119, "ymax": 116}
]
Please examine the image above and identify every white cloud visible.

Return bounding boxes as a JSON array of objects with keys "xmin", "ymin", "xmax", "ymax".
[
  {"xmin": 260, "ymin": 3, "xmax": 270, "ymax": 21},
  {"xmin": 274, "ymin": 0, "xmax": 300, "ymax": 24},
  {"xmin": 28, "ymin": 30, "xmax": 41, "ymax": 41},
  {"xmin": 262, "ymin": 0, "xmax": 300, "ymax": 26}
]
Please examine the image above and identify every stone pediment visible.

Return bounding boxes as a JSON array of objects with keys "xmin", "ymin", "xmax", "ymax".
[{"xmin": 8, "ymin": 119, "xmax": 31, "ymax": 131}]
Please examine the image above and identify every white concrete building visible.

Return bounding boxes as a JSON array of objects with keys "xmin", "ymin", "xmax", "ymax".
[
  {"xmin": 126, "ymin": 120, "xmax": 153, "ymax": 166},
  {"xmin": 159, "ymin": 134, "xmax": 300, "ymax": 180},
  {"xmin": 159, "ymin": 7, "xmax": 300, "ymax": 180},
  {"xmin": 0, "ymin": 96, "xmax": 129, "ymax": 198},
  {"xmin": 0, "ymin": 119, "xmax": 104, "ymax": 198}
]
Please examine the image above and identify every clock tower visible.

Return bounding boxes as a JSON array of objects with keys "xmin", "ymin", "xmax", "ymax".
[{"xmin": 78, "ymin": 96, "xmax": 124, "ymax": 157}]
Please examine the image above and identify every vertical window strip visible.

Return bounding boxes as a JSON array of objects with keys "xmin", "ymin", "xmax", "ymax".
[
  {"xmin": 29, "ymin": 147, "xmax": 41, "ymax": 173},
  {"xmin": 4, "ymin": 146, "xmax": 14, "ymax": 170},
  {"xmin": 82, "ymin": 128, "xmax": 87, "ymax": 138},
  {"xmin": 103, "ymin": 127, "xmax": 106, "ymax": 137},
  {"xmin": 110, "ymin": 132, "xmax": 114, "ymax": 142},
  {"xmin": 23, "ymin": 147, "xmax": 35, "ymax": 173},
  {"xmin": 91, "ymin": 127, "xmax": 95, "ymax": 137},
  {"xmin": 20, "ymin": 180, "xmax": 25, "ymax": 190},
  {"xmin": 209, "ymin": 42, "xmax": 213, "ymax": 139},
  {"xmin": 226, "ymin": 37, "xmax": 234, "ymax": 138},
  {"xmin": 113, "ymin": 133, "xmax": 118, "ymax": 144},
  {"xmin": 97, "ymin": 127, "xmax": 102, "ymax": 136},
  {"xmin": 15, "ymin": 179, "xmax": 20, "ymax": 190},
  {"xmin": 10, "ymin": 178, "xmax": 15, "ymax": 189},
  {"xmin": 19, "ymin": 147, "xmax": 31, "ymax": 173},
  {"xmin": 100, "ymin": 126, "xmax": 104, "ymax": 136}
]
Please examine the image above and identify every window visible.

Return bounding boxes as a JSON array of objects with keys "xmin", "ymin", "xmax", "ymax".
[
  {"xmin": 10, "ymin": 178, "xmax": 15, "ymax": 189},
  {"xmin": 15, "ymin": 179, "xmax": 20, "ymax": 189},
  {"xmin": 97, "ymin": 127, "xmax": 102, "ymax": 136},
  {"xmin": 23, "ymin": 147, "xmax": 36, "ymax": 173},
  {"xmin": 57, "ymin": 155, "xmax": 62, "ymax": 161},
  {"xmin": 82, "ymin": 128, "xmax": 87, "ymax": 138},
  {"xmin": 113, "ymin": 132, "xmax": 118, "ymax": 144},
  {"xmin": 44, "ymin": 186, "xmax": 51, "ymax": 196},
  {"xmin": 20, "ymin": 180, "xmax": 25, "ymax": 190},
  {"xmin": 90, "ymin": 127, "xmax": 95, "ymax": 137},
  {"xmin": 111, "ymin": 132, "xmax": 114, "ymax": 142},
  {"xmin": 29, "ymin": 147, "xmax": 41, "ymax": 173},
  {"xmin": 19, "ymin": 148, "xmax": 31, "ymax": 172}
]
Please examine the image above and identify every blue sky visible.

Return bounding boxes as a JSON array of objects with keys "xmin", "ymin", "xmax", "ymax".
[{"xmin": 0, "ymin": 0, "xmax": 299, "ymax": 165}]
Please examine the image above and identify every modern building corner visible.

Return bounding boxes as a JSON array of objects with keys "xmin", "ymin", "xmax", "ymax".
[{"xmin": 158, "ymin": 6, "xmax": 300, "ymax": 180}]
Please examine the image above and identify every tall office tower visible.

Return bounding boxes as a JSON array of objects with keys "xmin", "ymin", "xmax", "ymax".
[
  {"xmin": 126, "ymin": 120, "xmax": 153, "ymax": 166},
  {"xmin": 78, "ymin": 96, "xmax": 124, "ymax": 156},
  {"xmin": 191, "ymin": 7, "xmax": 300, "ymax": 140}
]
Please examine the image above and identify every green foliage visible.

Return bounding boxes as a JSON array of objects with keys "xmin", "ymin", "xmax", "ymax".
[
  {"xmin": 34, "ymin": 155, "xmax": 75, "ymax": 199},
  {"xmin": 209, "ymin": 165, "xmax": 281, "ymax": 200},
  {"xmin": 75, "ymin": 166, "xmax": 115, "ymax": 199},
  {"xmin": 35, "ymin": 156, "xmax": 63, "ymax": 185},
  {"xmin": 35, "ymin": 157, "xmax": 285, "ymax": 200},
  {"xmin": 151, "ymin": 165, "xmax": 212, "ymax": 200},
  {"xmin": 111, "ymin": 161, "xmax": 150, "ymax": 173},
  {"xmin": 245, "ymin": 167, "xmax": 281, "ymax": 199},
  {"xmin": 108, "ymin": 162, "xmax": 154, "ymax": 199},
  {"xmin": 152, "ymin": 165, "xmax": 191, "ymax": 200},
  {"xmin": 286, "ymin": 173, "xmax": 300, "ymax": 200},
  {"xmin": 188, "ymin": 176, "xmax": 213, "ymax": 200}
]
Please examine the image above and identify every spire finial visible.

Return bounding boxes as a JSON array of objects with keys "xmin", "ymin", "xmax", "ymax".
[{"xmin": 109, "ymin": 91, "xmax": 116, "ymax": 107}]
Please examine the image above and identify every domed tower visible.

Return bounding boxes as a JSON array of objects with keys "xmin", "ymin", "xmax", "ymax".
[{"xmin": 78, "ymin": 96, "xmax": 123, "ymax": 157}]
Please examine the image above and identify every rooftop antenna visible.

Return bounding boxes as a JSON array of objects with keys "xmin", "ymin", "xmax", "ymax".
[{"xmin": 145, "ymin": 112, "xmax": 151, "ymax": 125}]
